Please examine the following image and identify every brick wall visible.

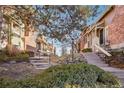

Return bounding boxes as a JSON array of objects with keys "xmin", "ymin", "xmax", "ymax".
[
  {"xmin": 76, "ymin": 6, "xmax": 124, "ymax": 50},
  {"xmin": 108, "ymin": 6, "xmax": 124, "ymax": 48}
]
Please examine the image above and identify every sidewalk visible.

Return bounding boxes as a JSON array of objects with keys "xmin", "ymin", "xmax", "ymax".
[{"xmin": 82, "ymin": 52, "xmax": 124, "ymax": 87}]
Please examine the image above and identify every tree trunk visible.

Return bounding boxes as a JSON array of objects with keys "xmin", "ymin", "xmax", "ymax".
[
  {"xmin": 71, "ymin": 39, "xmax": 74, "ymax": 62},
  {"xmin": 7, "ymin": 18, "xmax": 13, "ymax": 55},
  {"xmin": 8, "ymin": 23, "xmax": 11, "ymax": 45}
]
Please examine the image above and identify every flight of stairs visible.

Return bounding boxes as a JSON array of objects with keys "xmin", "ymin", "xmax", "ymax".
[
  {"xmin": 30, "ymin": 56, "xmax": 51, "ymax": 69},
  {"xmin": 82, "ymin": 52, "xmax": 124, "ymax": 87}
]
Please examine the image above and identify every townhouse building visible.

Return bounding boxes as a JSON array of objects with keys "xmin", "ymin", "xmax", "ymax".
[{"xmin": 78, "ymin": 5, "xmax": 124, "ymax": 53}]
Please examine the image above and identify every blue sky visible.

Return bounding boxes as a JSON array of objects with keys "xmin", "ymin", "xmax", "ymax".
[
  {"xmin": 87, "ymin": 5, "xmax": 107, "ymax": 25},
  {"xmin": 48, "ymin": 5, "xmax": 107, "ymax": 56}
]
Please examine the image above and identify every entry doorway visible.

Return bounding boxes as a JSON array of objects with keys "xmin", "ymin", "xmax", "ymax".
[
  {"xmin": 100, "ymin": 29, "xmax": 103, "ymax": 45},
  {"xmin": 36, "ymin": 42, "xmax": 41, "ymax": 51},
  {"xmin": 99, "ymin": 29, "xmax": 105, "ymax": 45}
]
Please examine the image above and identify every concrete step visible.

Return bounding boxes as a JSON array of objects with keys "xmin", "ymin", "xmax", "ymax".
[
  {"xmin": 33, "ymin": 64, "xmax": 51, "ymax": 69},
  {"xmin": 112, "ymin": 73, "xmax": 124, "ymax": 78},
  {"xmin": 30, "ymin": 55, "xmax": 51, "ymax": 69},
  {"xmin": 30, "ymin": 56, "xmax": 49, "ymax": 60},
  {"xmin": 82, "ymin": 52, "xmax": 124, "ymax": 87},
  {"xmin": 30, "ymin": 59, "xmax": 49, "ymax": 62},
  {"xmin": 30, "ymin": 60, "xmax": 49, "ymax": 62},
  {"xmin": 34, "ymin": 63, "xmax": 50, "ymax": 66},
  {"xmin": 30, "ymin": 58, "xmax": 49, "ymax": 60},
  {"xmin": 34, "ymin": 67, "xmax": 50, "ymax": 69},
  {"xmin": 31, "ymin": 62, "xmax": 50, "ymax": 65}
]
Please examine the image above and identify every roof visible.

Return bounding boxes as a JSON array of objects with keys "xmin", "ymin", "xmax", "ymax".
[
  {"xmin": 81, "ymin": 6, "xmax": 114, "ymax": 36},
  {"xmin": 96, "ymin": 5, "xmax": 114, "ymax": 23}
]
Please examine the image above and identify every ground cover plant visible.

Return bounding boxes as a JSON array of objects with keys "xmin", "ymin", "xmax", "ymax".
[{"xmin": 0, "ymin": 63, "xmax": 121, "ymax": 88}]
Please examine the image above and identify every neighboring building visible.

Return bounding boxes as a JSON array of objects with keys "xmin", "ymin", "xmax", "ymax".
[
  {"xmin": 24, "ymin": 30, "xmax": 37, "ymax": 52},
  {"xmin": 36, "ymin": 34, "xmax": 48, "ymax": 51},
  {"xmin": 0, "ymin": 7, "xmax": 37, "ymax": 52},
  {"xmin": 61, "ymin": 46, "xmax": 67, "ymax": 55},
  {"xmin": 0, "ymin": 13, "xmax": 25, "ymax": 50},
  {"xmin": 0, "ymin": 6, "xmax": 55, "ymax": 54},
  {"xmin": 62, "ymin": 45, "xmax": 71, "ymax": 55},
  {"xmin": 11, "ymin": 17, "xmax": 25, "ymax": 51},
  {"xmin": 47, "ymin": 43, "xmax": 56, "ymax": 54},
  {"xmin": 78, "ymin": 5, "xmax": 124, "ymax": 53},
  {"xmin": 36, "ymin": 33, "xmax": 56, "ymax": 54}
]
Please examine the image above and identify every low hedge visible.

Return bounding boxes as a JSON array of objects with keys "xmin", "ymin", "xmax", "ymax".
[
  {"xmin": 24, "ymin": 51, "xmax": 34, "ymax": 57},
  {"xmin": 0, "ymin": 54, "xmax": 8, "ymax": 62},
  {"xmin": 104, "ymin": 50, "xmax": 124, "ymax": 68},
  {"xmin": 82, "ymin": 48, "xmax": 92, "ymax": 52},
  {"xmin": 9, "ymin": 53, "xmax": 29, "ymax": 62},
  {"xmin": 0, "ymin": 53, "xmax": 29, "ymax": 62},
  {"xmin": 0, "ymin": 63, "xmax": 121, "ymax": 88}
]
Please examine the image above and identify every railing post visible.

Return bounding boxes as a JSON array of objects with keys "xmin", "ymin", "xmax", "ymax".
[{"xmin": 47, "ymin": 51, "xmax": 51, "ymax": 65}]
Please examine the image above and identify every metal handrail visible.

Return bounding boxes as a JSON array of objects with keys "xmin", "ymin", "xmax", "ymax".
[{"xmin": 35, "ymin": 50, "xmax": 53, "ymax": 65}]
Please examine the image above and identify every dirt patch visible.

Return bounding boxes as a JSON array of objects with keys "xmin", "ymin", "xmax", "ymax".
[{"xmin": 0, "ymin": 62, "xmax": 43, "ymax": 80}]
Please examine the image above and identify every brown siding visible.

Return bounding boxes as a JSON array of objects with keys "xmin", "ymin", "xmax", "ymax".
[
  {"xmin": 25, "ymin": 31, "xmax": 36, "ymax": 52},
  {"xmin": 78, "ymin": 36, "xmax": 85, "ymax": 52}
]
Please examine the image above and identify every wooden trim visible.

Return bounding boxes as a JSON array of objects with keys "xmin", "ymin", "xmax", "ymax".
[
  {"xmin": 94, "ymin": 44, "xmax": 111, "ymax": 56},
  {"xmin": 83, "ymin": 21, "xmax": 105, "ymax": 37}
]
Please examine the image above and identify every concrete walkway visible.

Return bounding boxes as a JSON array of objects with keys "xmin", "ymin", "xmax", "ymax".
[
  {"xmin": 30, "ymin": 56, "xmax": 51, "ymax": 69},
  {"xmin": 82, "ymin": 52, "xmax": 124, "ymax": 87},
  {"xmin": 30, "ymin": 56, "xmax": 58, "ymax": 69}
]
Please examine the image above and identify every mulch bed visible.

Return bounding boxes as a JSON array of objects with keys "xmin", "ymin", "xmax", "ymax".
[
  {"xmin": 0, "ymin": 62, "xmax": 43, "ymax": 80},
  {"xmin": 105, "ymin": 51, "xmax": 124, "ymax": 69},
  {"xmin": 108, "ymin": 61, "xmax": 124, "ymax": 69}
]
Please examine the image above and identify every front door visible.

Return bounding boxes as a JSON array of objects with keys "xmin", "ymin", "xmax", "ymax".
[
  {"xmin": 37, "ymin": 42, "xmax": 41, "ymax": 51},
  {"xmin": 99, "ymin": 29, "xmax": 105, "ymax": 45}
]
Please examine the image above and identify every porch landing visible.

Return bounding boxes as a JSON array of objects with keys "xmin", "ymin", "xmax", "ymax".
[{"xmin": 82, "ymin": 52, "xmax": 124, "ymax": 87}]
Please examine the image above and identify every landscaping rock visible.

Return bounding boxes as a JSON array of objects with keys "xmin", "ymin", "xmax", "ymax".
[
  {"xmin": 10, "ymin": 61, "xmax": 16, "ymax": 64},
  {"xmin": 0, "ymin": 67, "xmax": 8, "ymax": 72}
]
